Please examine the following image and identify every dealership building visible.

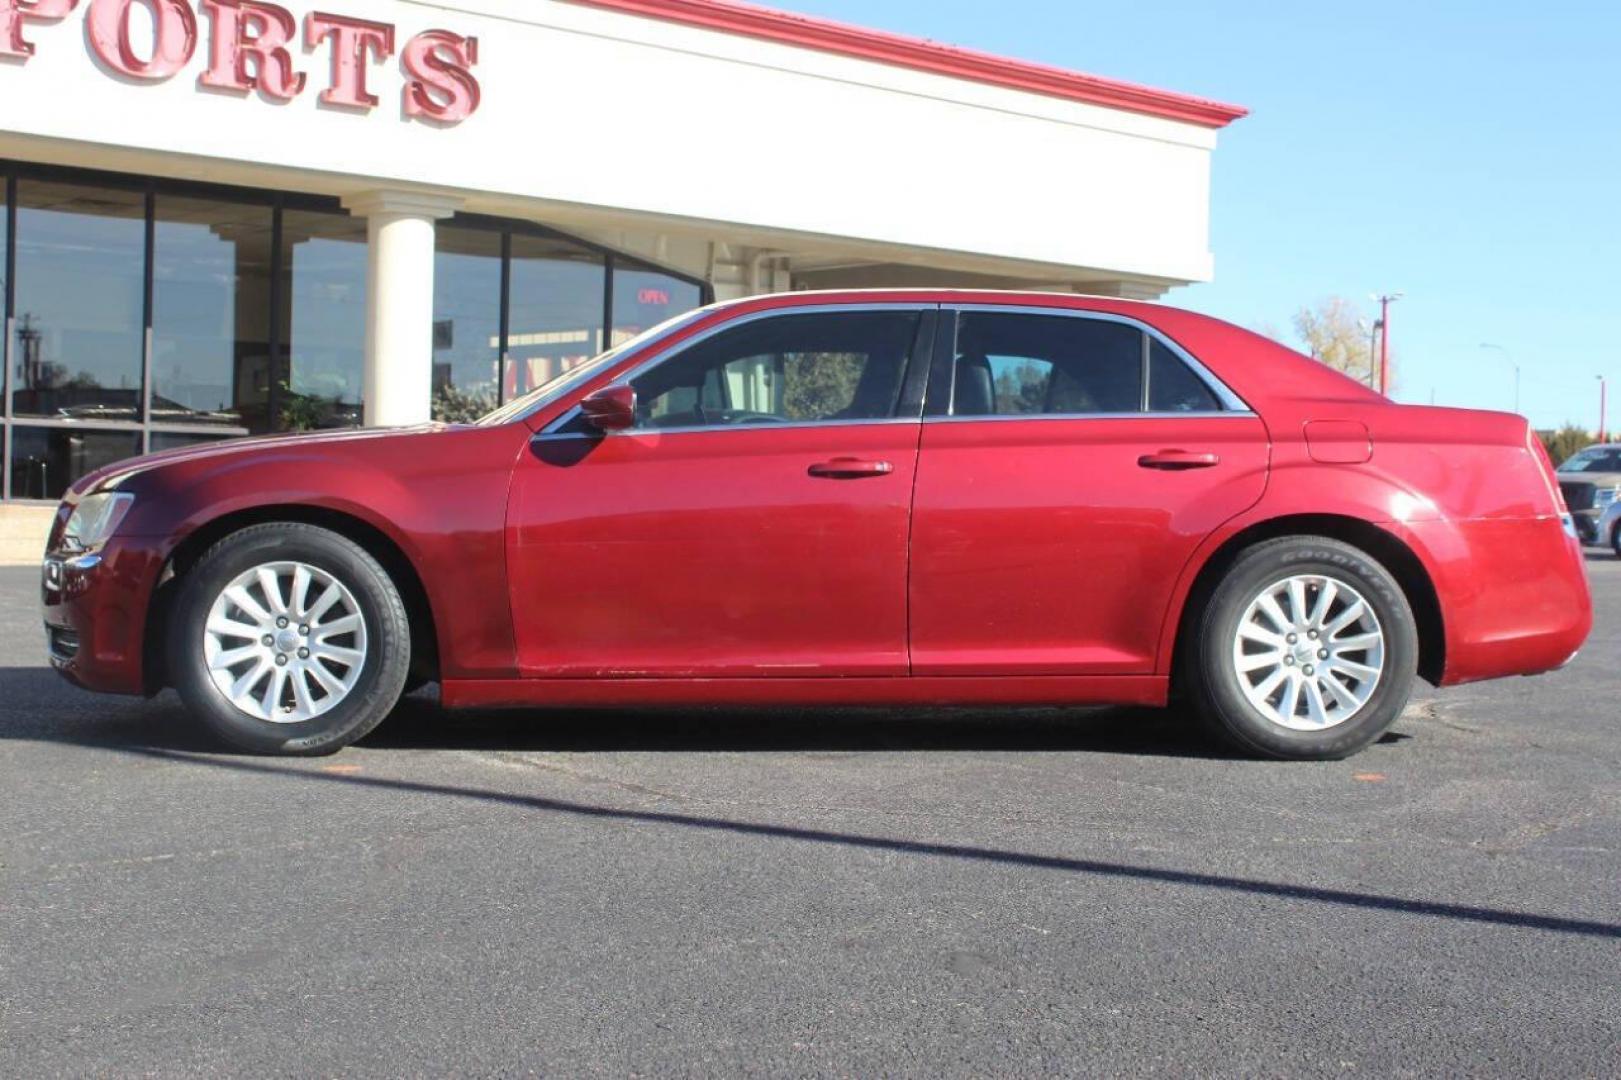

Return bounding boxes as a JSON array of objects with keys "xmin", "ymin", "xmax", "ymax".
[{"xmin": 0, "ymin": 0, "xmax": 1244, "ymax": 522}]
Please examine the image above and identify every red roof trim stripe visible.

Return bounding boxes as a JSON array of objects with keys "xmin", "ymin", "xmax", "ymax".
[{"xmin": 564, "ymin": 0, "xmax": 1247, "ymax": 128}]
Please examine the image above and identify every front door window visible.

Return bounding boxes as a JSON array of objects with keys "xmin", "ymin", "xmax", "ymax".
[{"xmin": 627, "ymin": 310, "xmax": 923, "ymax": 429}]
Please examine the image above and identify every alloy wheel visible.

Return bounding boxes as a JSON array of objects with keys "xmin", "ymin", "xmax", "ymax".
[
  {"xmin": 1230, "ymin": 573, "xmax": 1386, "ymax": 731},
  {"xmin": 202, "ymin": 561, "xmax": 369, "ymax": 723}
]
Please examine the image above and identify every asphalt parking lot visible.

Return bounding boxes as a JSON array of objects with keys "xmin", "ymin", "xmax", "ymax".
[{"xmin": 2, "ymin": 558, "xmax": 1618, "ymax": 1077}]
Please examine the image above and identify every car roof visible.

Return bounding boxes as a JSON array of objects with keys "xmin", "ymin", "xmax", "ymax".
[
  {"xmin": 683, "ymin": 288, "xmax": 1396, "ymax": 420},
  {"xmin": 706, "ymin": 287, "xmax": 1171, "ymax": 310}
]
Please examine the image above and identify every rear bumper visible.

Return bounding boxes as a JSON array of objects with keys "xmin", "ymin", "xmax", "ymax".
[
  {"xmin": 1403, "ymin": 515, "xmax": 1593, "ymax": 686},
  {"xmin": 41, "ymin": 537, "xmax": 166, "ymax": 696}
]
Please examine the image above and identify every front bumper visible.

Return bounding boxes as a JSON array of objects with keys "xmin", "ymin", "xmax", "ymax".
[{"xmin": 41, "ymin": 538, "xmax": 167, "ymax": 696}]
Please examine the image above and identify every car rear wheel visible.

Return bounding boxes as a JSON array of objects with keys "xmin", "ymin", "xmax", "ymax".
[
  {"xmin": 168, "ymin": 522, "xmax": 411, "ymax": 755},
  {"xmin": 1611, "ymin": 522, "xmax": 1621, "ymax": 559},
  {"xmin": 1187, "ymin": 535, "xmax": 1418, "ymax": 760}
]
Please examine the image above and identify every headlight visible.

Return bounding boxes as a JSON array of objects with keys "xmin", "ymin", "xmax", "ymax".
[
  {"xmin": 1596, "ymin": 486, "xmax": 1619, "ymax": 508},
  {"xmin": 61, "ymin": 492, "xmax": 134, "ymax": 553}
]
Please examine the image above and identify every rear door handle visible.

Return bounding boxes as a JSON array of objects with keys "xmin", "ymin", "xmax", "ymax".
[
  {"xmin": 808, "ymin": 457, "xmax": 894, "ymax": 479},
  {"xmin": 1138, "ymin": 450, "xmax": 1221, "ymax": 471}
]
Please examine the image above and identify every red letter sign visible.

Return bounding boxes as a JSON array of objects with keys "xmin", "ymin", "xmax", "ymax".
[
  {"xmin": 401, "ymin": 29, "xmax": 479, "ymax": 123},
  {"xmin": 197, "ymin": 0, "xmax": 304, "ymax": 101},
  {"xmin": 304, "ymin": 10, "xmax": 391, "ymax": 109},
  {"xmin": 86, "ymin": 0, "xmax": 197, "ymax": 79},
  {"xmin": 0, "ymin": 0, "xmax": 78, "ymax": 59}
]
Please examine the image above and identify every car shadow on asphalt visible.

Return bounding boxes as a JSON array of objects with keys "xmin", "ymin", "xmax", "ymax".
[
  {"xmin": 0, "ymin": 663, "xmax": 1263, "ymax": 759},
  {"xmin": 34, "ymin": 726, "xmax": 1621, "ymax": 943},
  {"xmin": 363, "ymin": 692, "xmax": 1254, "ymax": 758},
  {"xmin": 10, "ymin": 665, "xmax": 1609, "ymax": 943},
  {"xmin": 2, "ymin": 665, "xmax": 1427, "ymax": 760}
]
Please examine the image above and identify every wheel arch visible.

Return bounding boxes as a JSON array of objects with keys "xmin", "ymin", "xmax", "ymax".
[
  {"xmin": 1168, "ymin": 513, "xmax": 1446, "ymax": 690},
  {"xmin": 144, "ymin": 504, "xmax": 441, "ymax": 693}
]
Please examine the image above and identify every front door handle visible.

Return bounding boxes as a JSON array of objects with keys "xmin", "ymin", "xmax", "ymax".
[
  {"xmin": 808, "ymin": 457, "xmax": 894, "ymax": 479},
  {"xmin": 1138, "ymin": 449, "xmax": 1221, "ymax": 471}
]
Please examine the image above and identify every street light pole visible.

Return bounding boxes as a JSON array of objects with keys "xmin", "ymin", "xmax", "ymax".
[
  {"xmin": 1374, "ymin": 293, "xmax": 1402, "ymax": 396},
  {"xmin": 1479, "ymin": 343, "xmax": 1520, "ymax": 414},
  {"xmin": 1599, "ymin": 375, "xmax": 1608, "ymax": 443}
]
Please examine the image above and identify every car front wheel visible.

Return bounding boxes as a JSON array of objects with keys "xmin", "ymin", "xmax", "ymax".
[
  {"xmin": 168, "ymin": 522, "xmax": 411, "ymax": 754},
  {"xmin": 1187, "ymin": 535, "xmax": 1419, "ymax": 760}
]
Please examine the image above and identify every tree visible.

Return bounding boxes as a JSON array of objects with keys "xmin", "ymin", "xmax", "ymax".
[
  {"xmin": 431, "ymin": 381, "xmax": 496, "ymax": 424},
  {"xmin": 278, "ymin": 381, "xmax": 341, "ymax": 432},
  {"xmin": 1539, "ymin": 424, "xmax": 1593, "ymax": 468},
  {"xmin": 993, "ymin": 360, "xmax": 1048, "ymax": 414},
  {"xmin": 1291, "ymin": 297, "xmax": 1387, "ymax": 389},
  {"xmin": 781, "ymin": 353, "xmax": 863, "ymax": 420}
]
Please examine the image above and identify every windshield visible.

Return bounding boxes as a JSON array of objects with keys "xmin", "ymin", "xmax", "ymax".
[
  {"xmin": 1560, "ymin": 448, "xmax": 1621, "ymax": 473},
  {"xmin": 475, "ymin": 308, "xmax": 711, "ymax": 427}
]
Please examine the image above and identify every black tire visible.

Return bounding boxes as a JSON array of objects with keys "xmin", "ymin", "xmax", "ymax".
[
  {"xmin": 167, "ymin": 522, "xmax": 411, "ymax": 755},
  {"xmin": 1611, "ymin": 521, "xmax": 1621, "ymax": 559},
  {"xmin": 1186, "ymin": 535, "xmax": 1419, "ymax": 760}
]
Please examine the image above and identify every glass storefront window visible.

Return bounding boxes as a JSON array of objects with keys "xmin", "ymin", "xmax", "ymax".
[
  {"xmin": 0, "ymin": 166, "xmax": 708, "ymax": 500},
  {"xmin": 431, "ymin": 225, "xmax": 502, "ymax": 422},
  {"xmin": 1, "ymin": 175, "xmax": 8, "ymax": 435},
  {"xmin": 507, "ymin": 236, "xmax": 606, "ymax": 399},
  {"xmin": 613, "ymin": 266, "xmax": 704, "ymax": 348},
  {"xmin": 281, "ymin": 210, "xmax": 366, "ymax": 431},
  {"xmin": 9, "ymin": 426, "xmax": 142, "ymax": 501},
  {"xmin": 12, "ymin": 181, "xmax": 145, "ymax": 422},
  {"xmin": 152, "ymin": 196, "xmax": 273, "ymax": 431}
]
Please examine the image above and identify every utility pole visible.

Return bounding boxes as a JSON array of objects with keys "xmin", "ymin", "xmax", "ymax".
[
  {"xmin": 1366, "ymin": 320, "xmax": 1381, "ymax": 388},
  {"xmin": 1599, "ymin": 375, "xmax": 1608, "ymax": 443},
  {"xmin": 17, "ymin": 313, "xmax": 42, "ymax": 389},
  {"xmin": 1373, "ymin": 293, "xmax": 1402, "ymax": 396},
  {"xmin": 1479, "ymin": 343, "xmax": 1520, "ymax": 414}
]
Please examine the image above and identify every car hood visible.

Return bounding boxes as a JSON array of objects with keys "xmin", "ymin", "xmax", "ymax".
[{"xmin": 73, "ymin": 424, "xmax": 452, "ymax": 496}]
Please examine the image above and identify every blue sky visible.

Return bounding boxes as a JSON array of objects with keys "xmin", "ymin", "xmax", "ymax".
[{"xmin": 782, "ymin": 0, "xmax": 1620, "ymax": 430}]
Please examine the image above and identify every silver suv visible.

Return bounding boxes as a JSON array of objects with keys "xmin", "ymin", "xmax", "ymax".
[
  {"xmin": 1557, "ymin": 444, "xmax": 1621, "ymax": 544},
  {"xmin": 1597, "ymin": 499, "xmax": 1621, "ymax": 556}
]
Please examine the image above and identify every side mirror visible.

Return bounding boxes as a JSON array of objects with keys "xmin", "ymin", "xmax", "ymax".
[{"xmin": 580, "ymin": 384, "xmax": 636, "ymax": 432}]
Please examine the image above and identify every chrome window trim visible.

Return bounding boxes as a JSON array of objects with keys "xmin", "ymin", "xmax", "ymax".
[
  {"xmin": 946, "ymin": 303, "xmax": 1253, "ymax": 416},
  {"xmin": 533, "ymin": 416, "xmax": 922, "ymax": 441},
  {"xmin": 923, "ymin": 410, "xmax": 1256, "ymax": 425},
  {"xmin": 539, "ymin": 302, "xmax": 938, "ymax": 437}
]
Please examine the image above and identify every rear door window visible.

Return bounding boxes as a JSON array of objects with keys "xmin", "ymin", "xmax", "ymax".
[
  {"xmin": 1148, "ymin": 340, "xmax": 1222, "ymax": 413},
  {"xmin": 946, "ymin": 311, "xmax": 1225, "ymax": 417},
  {"xmin": 951, "ymin": 312, "xmax": 1142, "ymax": 416}
]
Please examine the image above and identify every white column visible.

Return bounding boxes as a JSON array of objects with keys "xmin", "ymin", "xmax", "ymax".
[{"xmin": 342, "ymin": 191, "xmax": 463, "ymax": 427}]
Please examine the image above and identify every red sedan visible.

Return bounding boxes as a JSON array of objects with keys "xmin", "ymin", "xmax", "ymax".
[{"xmin": 41, "ymin": 291, "xmax": 1591, "ymax": 759}]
